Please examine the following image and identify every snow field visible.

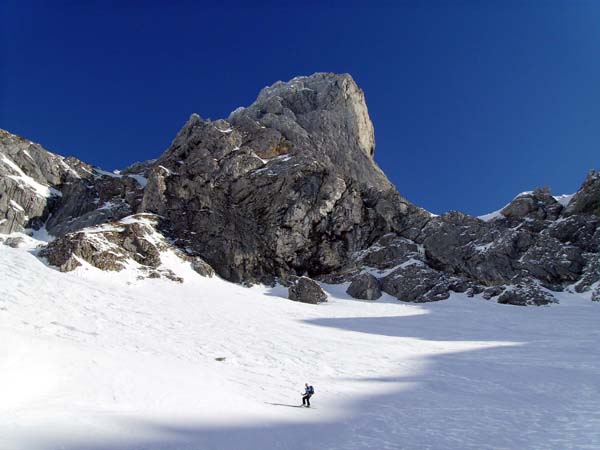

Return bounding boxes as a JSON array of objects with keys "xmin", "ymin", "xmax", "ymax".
[{"xmin": 1, "ymin": 243, "xmax": 599, "ymax": 450}]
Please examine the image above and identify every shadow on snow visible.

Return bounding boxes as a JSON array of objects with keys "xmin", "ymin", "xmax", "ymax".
[{"xmin": 16, "ymin": 301, "xmax": 600, "ymax": 450}]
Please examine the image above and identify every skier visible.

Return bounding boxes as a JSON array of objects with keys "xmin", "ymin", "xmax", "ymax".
[{"xmin": 302, "ymin": 383, "xmax": 314, "ymax": 407}]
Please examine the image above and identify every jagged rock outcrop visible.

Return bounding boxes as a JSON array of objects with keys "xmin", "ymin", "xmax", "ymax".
[
  {"xmin": 563, "ymin": 170, "xmax": 600, "ymax": 216},
  {"xmin": 139, "ymin": 73, "xmax": 430, "ymax": 284},
  {"xmin": 288, "ymin": 276, "xmax": 328, "ymax": 304},
  {"xmin": 0, "ymin": 129, "xmax": 72, "ymax": 234},
  {"xmin": 318, "ymin": 233, "xmax": 424, "ymax": 284},
  {"xmin": 500, "ymin": 188, "xmax": 563, "ymax": 221},
  {"xmin": 380, "ymin": 262, "xmax": 452, "ymax": 303},
  {"xmin": 2, "ymin": 72, "xmax": 599, "ymax": 306},
  {"xmin": 326, "ymin": 174, "xmax": 599, "ymax": 304},
  {"xmin": 497, "ymin": 280, "xmax": 556, "ymax": 306},
  {"xmin": 39, "ymin": 214, "xmax": 214, "ymax": 282},
  {"xmin": 45, "ymin": 172, "xmax": 143, "ymax": 236},
  {"xmin": 0, "ymin": 129, "xmax": 146, "ymax": 236}
]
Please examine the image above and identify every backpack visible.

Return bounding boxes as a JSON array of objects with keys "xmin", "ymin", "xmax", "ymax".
[{"xmin": 308, "ymin": 386, "xmax": 314, "ymax": 395}]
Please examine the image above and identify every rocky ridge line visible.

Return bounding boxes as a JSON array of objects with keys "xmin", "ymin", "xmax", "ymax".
[{"xmin": 1, "ymin": 73, "xmax": 599, "ymax": 305}]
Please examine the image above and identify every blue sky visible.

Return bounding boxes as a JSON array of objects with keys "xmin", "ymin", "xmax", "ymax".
[{"xmin": 1, "ymin": 1, "xmax": 599, "ymax": 215}]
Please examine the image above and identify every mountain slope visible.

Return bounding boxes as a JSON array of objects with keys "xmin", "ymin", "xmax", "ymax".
[{"xmin": 1, "ymin": 242, "xmax": 599, "ymax": 449}]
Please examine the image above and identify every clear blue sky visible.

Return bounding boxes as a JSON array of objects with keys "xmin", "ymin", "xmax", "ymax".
[{"xmin": 1, "ymin": 1, "xmax": 599, "ymax": 215}]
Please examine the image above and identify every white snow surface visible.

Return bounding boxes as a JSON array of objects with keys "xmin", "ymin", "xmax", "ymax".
[
  {"xmin": 9, "ymin": 200, "xmax": 25, "ymax": 212},
  {"xmin": 127, "ymin": 174, "xmax": 148, "ymax": 188},
  {"xmin": 477, "ymin": 209, "xmax": 505, "ymax": 222},
  {"xmin": 554, "ymin": 193, "xmax": 575, "ymax": 207},
  {"xmin": 93, "ymin": 168, "xmax": 122, "ymax": 178},
  {"xmin": 1, "ymin": 243, "xmax": 599, "ymax": 450}
]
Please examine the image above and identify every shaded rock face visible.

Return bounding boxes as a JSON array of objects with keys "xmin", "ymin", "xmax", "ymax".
[
  {"xmin": 288, "ymin": 276, "xmax": 328, "ymax": 304},
  {"xmin": 327, "ymin": 177, "xmax": 599, "ymax": 304},
  {"xmin": 564, "ymin": 170, "xmax": 600, "ymax": 217},
  {"xmin": 45, "ymin": 172, "xmax": 143, "ymax": 236},
  {"xmin": 417, "ymin": 211, "xmax": 588, "ymax": 288},
  {"xmin": 346, "ymin": 273, "xmax": 381, "ymax": 300},
  {"xmin": 380, "ymin": 262, "xmax": 451, "ymax": 303},
  {"xmin": 190, "ymin": 257, "xmax": 215, "ymax": 278},
  {"xmin": 140, "ymin": 73, "xmax": 429, "ymax": 284},
  {"xmin": 2, "ymin": 72, "xmax": 600, "ymax": 306}
]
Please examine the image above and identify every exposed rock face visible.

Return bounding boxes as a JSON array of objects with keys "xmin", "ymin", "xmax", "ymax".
[
  {"xmin": 229, "ymin": 73, "xmax": 378, "ymax": 184},
  {"xmin": 325, "ymin": 172, "xmax": 600, "ymax": 305},
  {"xmin": 45, "ymin": 172, "xmax": 143, "ymax": 236},
  {"xmin": 0, "ymin": 129, "xmax": 146, "ymax": 236},
  {"xmin": 2, "ymin": 72, "xmax": 599, "ymax": 306},
  {"xmin": 288, "ymin": 276, "xmax": 328, "ymax": 304},
  {"xmin": 0, "ymin": 129, "xmax": 70, "ymax": 234},
  {"xmin": 139, "ymin": 73, "xmax": 429, "ymax": 284},
  {"xmin": 482, "ymin": 286, "xmax": 505, "ymax": 300},
  {"xmin": 563, "ymin": 170, "xmax": 600, "ymax": 217},
  {"xmin": 39, "ymin": 214, "xmax": 213, "ymax": 282},
  {"xmin": 346, "ymin": 273, "xmax": 381, "ymax": 300},
  {"xmin": 380, "ymin": 262, "xmax": 452, "ymax": 303},
  {"xmin": 317, "ymin": 233, "xmax": 423, "ymax": 284},
  {"xmin": 500, "ymin": 188, "xmax": 563, "ymax": 221},
  {"xmin": 574, "ymin": 255, "xmax": 600, "ymax": 293}
]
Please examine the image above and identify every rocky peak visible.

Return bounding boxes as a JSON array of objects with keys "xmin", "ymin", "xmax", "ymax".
[
  {"xmin": 500, "ymin": 187, "xmax": 563, "ymax": 221},
  {"xmin": 0, "ymin": 128, "xmax": 145, "ymax": 235},
  {"xmin": 253, "ymin": 73, "xmax": 374, "ymax": 157},
  {"xmin": 228, "ymin": 72, "xmax": 385, "ymax": 189},
  {"xmin": 136, "ymin": 72, "xmax": 429, "ymax": 284},
  {"xmin": 563, "ymin": 169, "xmax": 600, "ymax": 217}
]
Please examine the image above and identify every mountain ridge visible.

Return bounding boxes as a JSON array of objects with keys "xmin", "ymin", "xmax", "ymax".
[{"xmin": 1, "ymin": 72, "xmax": 599, "ymax": 305}]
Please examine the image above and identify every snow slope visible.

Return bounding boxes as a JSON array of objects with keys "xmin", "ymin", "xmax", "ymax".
[{"xmin": 1, "ymin": 242, "xmax": 599, "ymax": 450}]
